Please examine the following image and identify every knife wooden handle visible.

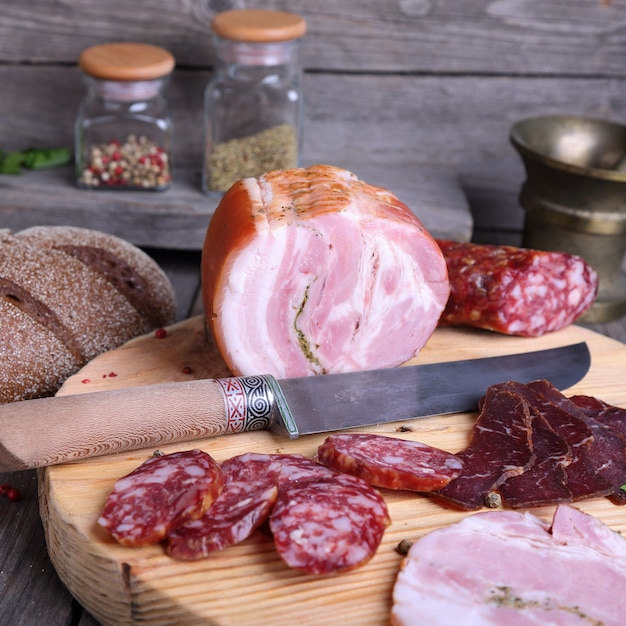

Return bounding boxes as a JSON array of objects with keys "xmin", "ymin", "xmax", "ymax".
[{"xmin": 0, "ymin": 375, "xmax": 295, "ymax": 472}]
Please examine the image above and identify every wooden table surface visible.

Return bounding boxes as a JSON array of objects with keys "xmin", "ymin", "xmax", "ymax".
[{"xmin": 1, "ymin": 244, "xmax": 625, "ymax": 626}]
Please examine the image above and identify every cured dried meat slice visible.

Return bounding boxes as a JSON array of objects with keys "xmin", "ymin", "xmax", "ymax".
[
  {"xmin": 436, "ymin": 239, "xmax": 598, "ymax": 336},
  {"xmin": 435, "ymin": 388, "xmax": 535, "ymax": 510},
  {"xmin": 529, "ymin": 380, "xmax": 626, "ymax": 504},
  {"xmin": 569, "ymin": 395, "xmax": 626, "ymax": 442},
  {"xmin": 98, "ymin": 449, "xmax": 223, "ymax": 547},
  {"xmin": 202, "ymin": 164, "xmax": 450, "ymax": 378},
  {"xmin": 166, "ymin": 453, "xmax": 282, "ymax": 560},
  {"xmin": 497, "ymin": 404, "xmax": 572, "ymax": 508},
  {"xmin": 508, "ymin": 380, "xmax": 614, "ymax": 501},
  {"xmin": 315, "ymin": 433, "xmax": 463, "ymax": 492},
  {"xmin": 391, "ymin": 504, "xmax": 626, "ymax": 626},
  {"xmin": 269, "ymin": 471, "xmax": 390, "ymax": 575}
]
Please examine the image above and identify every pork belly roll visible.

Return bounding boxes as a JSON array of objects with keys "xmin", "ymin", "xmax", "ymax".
[{"xmin": 202, "ymin": 164, "xmax": 450, "ymax": 377}]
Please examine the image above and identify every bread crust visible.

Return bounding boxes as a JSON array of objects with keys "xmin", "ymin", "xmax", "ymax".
[{"xmin": 1, "ymin": 226, "xmax": 177, "ymax": 403}]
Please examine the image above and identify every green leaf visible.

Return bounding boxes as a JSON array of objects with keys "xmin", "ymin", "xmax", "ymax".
[
  {"xmin": 621, "ymin": 484, "xmax": 626, "ymax": 493},
  {"xmin": 22, "ymin": 147, "xmax": 72, "ymax": 170},
  {"xmin": 0, "ymin": 151, "xmax": 26, "ymax": 174}
]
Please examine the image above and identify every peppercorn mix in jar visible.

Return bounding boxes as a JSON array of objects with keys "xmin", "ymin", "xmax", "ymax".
[
  {"xmin": 75, "ymin": 42, "xmax": 175, "ymax": 191},
  {"xmin": 202, "ymin": 9, "xmax": 307, "ymax": 194}
]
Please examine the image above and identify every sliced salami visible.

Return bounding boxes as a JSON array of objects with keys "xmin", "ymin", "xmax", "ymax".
[
  {"xmin": 165, "ymin": 453, "xmax": 282, "ymax": 560},
  {"xmin": 269, "ymin": 470, "xmax": 390, "ymax": 575},
  {"xmin": 392, "ymin": 504, "xmax": 626, "ymax": 626},
  {"xmin": 315, "ymin": 433, "xmax": 463, "ymax": 492},
  {"xmin": 436, "ymin": 239, "xmax": 598, "ymax": 336},
  {"xmin": 98, "ymin": 449, "xmax": 223, "ymax": 547},
  {"xmin": 435, "ymin": 388, "xmax": 535, "ymax": 510},
  {"xmin": 98, "ymin": 450, "xmax": 223, "ymax": 546}
]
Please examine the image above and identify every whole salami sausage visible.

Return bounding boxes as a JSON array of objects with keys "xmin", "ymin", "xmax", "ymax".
[
  {"xmin": 166, "ymin": 453, "xmax": 282, "ymax": 560},
  {"xmin": 435, "ymin": 240, "xmax": 598, "ymax": 336},
  {"xmin": 315, "ymin": 433, "xmax": 463, "ymax": 492},
  {"xmin": 270, "ymin": 468, "xmax": 390, "ymax": 575},
  {"xmin": 98, "ymin": 449, "xmax": 223, "ymax": 547}
]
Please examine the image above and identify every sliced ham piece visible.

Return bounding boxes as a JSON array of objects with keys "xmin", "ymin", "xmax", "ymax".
[
  {"xmin": 392, "ymin": 504, "xmax": 626, "ymax": 626},
  {"xmin": 201, "ymin": 164, "xmax": 450, "ymax": 378}
]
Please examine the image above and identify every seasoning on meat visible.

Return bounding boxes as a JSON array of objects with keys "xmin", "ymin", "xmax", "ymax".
[
  {"xmin": 436, "ymin": 239, "xmax": 598, "ymax": 337},
  {"xmin": 98, "ymin": 449, "xmax": 223, "ymax": 547},
  {"xmin": 315, "ymin": 433, "xmax": 463, "ymax": 492},
  {"xmin": 166, "ymin": 453, "xmax": 282, "ymax": 559},
  {"xmin": 434, "ymin": 388, "xmax": 535, "ymax": 510}
]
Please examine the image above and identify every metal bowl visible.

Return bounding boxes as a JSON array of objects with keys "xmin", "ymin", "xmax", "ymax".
[
  {"xmin": 511, "ymin": 115, "xmax": 626, "ymax": 182},
  {"xmin": 510, "ymin": 115, "xmax": 626, "ymax": 322}
]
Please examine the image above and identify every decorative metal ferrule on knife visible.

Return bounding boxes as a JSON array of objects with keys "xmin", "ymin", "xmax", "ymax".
[{"xmin": 216, "ymin": 375, "xmax": 299, "ymax": 439}]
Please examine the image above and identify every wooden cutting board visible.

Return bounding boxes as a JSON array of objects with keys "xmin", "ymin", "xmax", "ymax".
[{"xmin": 39, "ymin": 316, "xmax": 626, "ymax": 626}]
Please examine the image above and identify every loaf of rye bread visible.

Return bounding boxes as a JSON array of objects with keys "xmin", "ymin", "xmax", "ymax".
[{"xmin": 0, "ymin": 226, "xmax": 177, "ymax": 403}]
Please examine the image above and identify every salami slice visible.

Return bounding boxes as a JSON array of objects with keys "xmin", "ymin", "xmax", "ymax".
[
  {"xmin": 435, "ymin": 388, "xmax": 535, "ymax": 510},
  {"xmin": 270, "ymin": 470, "xmax": 390, "ymax": 575},
  {"xmin": 98, "ymin": 449, "xmax": 223, "ymax": 547},
  {"xmin": 315, "ymin": 433, "xmax": 463, "ymax": 492},
  {"xmin": 436, "ymin": 240, "xmax": 598, "ymax": 336},
  {"xmin": 166, "ymin": 453, "xmax": 282, "ymax": 560}
]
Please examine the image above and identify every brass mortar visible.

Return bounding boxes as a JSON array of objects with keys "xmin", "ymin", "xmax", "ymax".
[{"xmin": 510, "ymin": 115, "xmax": 626, "ymax": 322}]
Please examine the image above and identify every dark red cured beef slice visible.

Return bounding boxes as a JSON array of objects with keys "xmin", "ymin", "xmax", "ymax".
[
  {"xmin": 435, "ymin": 388, "xmax": 535, "ymax": 511},
  {"xmin": 269, "ymin": 471, "xmax": 390, "ymax": 575},
  {"xmin": 529, "ymin": 381, "xmax": 626, "ymax": 505},
  {"xmin": 497, "ymin": 405, "xmax": 572, "ymax": 508},
  {"xmin": 165, "ymin": 453, "xmax": 282, "ymax": 560},
  {"xmin": 315, "ymin": 433, "xmax": 463, "ymax": 492},
  {"xmin": 569, "ymin": 395, "xmax": 626, "ymax": 442},
  {"xmin": 435, "ymin": 240, "xmax": 598, "ymax": 337},
  {"xmin": 98, "ymin": 449, "xmax": 223, "ymax": 547},
  {"xmin": 503, "ymin": 381, "xmax": 614, "ymax": 501}
]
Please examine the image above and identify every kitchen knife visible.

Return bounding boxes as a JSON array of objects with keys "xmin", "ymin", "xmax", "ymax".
[{"xmin": 0, "ymin": 342, "xmax": 590, "ymax": 472}]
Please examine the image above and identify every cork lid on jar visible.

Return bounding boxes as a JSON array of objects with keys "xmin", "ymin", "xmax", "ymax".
[
  {"xmin": 212, "ymin": 9, "xmax": 307, "ymax": 43},
  {"xmin": 78, "ymin": 43, "xmax": 175, "ymax": 81}
]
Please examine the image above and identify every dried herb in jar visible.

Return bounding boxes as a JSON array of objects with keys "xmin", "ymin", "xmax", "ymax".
[
  {"xmin": 78, "ymin": 134, "xmax": 171, "ymax": 190},
  {"xmin": 206, "ymin": 124, "xmax": 298, "ymax": 192}
]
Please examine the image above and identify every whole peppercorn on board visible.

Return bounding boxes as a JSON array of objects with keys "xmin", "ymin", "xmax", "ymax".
[{"xmin": 39, "ymin": 315, "xmax": 626, "ymax": 626}]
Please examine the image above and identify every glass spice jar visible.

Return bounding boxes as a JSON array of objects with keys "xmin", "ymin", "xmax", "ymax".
[
  {"xmin": 202, "ymin": 9, "xmax": 307, "ymax": 194},
  {"xmin": 75, "ymin": 42, "xmax": 175, "ymax": 191}
]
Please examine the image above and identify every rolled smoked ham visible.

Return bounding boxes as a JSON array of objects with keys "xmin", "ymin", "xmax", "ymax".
[{"xmin": 201, "ymin": 164, "xmax": 450, "ymax": 377}]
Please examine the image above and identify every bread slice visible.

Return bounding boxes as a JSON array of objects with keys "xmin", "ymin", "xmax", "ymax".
[{"xmin": 1, "ymin": 226, "xmax": 177, "ymax": 403}]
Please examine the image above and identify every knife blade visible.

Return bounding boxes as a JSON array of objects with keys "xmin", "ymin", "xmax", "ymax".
[{"xmin": 0, "ymin": 342, "xmax": 590, "ymax": 472}]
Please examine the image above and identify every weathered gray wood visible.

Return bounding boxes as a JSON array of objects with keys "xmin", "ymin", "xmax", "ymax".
[
  {"xmin": 0, "ymin": 161, "xmax": 473, "ymax": 249},
  {"xmin": 1, "ymin": 0, "xmax": 625, "ymax": 75},
  {"xmin": 0, "ymin": 470, "xmax": 76, "ymax": 626}
]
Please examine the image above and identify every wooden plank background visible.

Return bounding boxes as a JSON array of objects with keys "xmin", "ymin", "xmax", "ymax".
[{"xmin": 1, "ymin": 0, "xmax": 626, "ymax": 243}]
